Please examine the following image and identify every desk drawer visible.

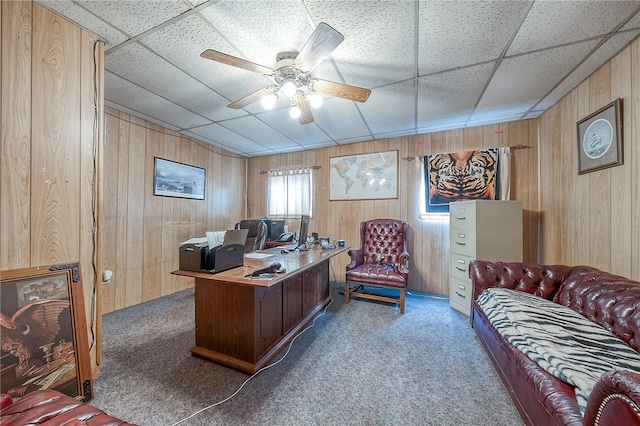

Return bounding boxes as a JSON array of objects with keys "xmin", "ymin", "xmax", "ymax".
[
  {"xmin": 451, "ymin": 254, "xmax": 474, "ymax": 280},
  {"xmin": 450, "ymin": 230, "xmax": 476, "ymax": 257},
  {"xmin": 450, "ymin": 203, "xmax": 476, "ymax": 229}
]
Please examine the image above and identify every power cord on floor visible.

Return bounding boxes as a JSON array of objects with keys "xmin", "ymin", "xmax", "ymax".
[{"xmin": 169, "ymin": 300, "xmax": 333, "ymax": 426}]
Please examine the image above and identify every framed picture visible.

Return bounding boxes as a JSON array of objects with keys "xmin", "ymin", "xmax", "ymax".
[
  {"xmin": 1, "ymin": 263, "xmax": 93, "ymax": 402},
  {"xmin": 154, "ymin": 157, "xmax": 206, "ymax": 200},
  {"xmin": 329, "ymin": 150, "xmax": 398, "ymax": 200},
  {"xmin": 577, "ymin": 98, "xmax": 623, "ymax": 174}
]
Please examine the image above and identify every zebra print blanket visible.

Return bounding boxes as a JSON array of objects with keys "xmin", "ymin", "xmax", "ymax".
[{"xmin": 477, "ymin": 288, "xmax": 640, "ymax": 415}]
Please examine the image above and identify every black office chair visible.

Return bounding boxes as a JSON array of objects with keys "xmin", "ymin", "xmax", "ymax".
[{"xmin": 235, "ymin": 219, "xmax": 268, "ymax": 252}]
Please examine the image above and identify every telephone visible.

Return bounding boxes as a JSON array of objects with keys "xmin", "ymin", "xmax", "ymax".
[{"xmin": 276, "ymin": 232, "xmax": 294, "ymax": 242}]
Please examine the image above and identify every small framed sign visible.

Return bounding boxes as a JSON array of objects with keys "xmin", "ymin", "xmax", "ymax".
[{"xmin": 577, "ymin": 98, "xmax": 623, "ymax": 174}]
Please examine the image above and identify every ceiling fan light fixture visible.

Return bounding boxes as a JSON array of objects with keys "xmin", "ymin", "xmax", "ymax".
[
  {"xmin": 281, "ymin": 80, "xmax": 297, "ymax": 97},
  {"xmin": 307, "ymin": 93, "xmax": 323, "ymax": 108},
  {"xmin": 290, "ymin": 105, "xmax": 301, "ymax": 119},
  {"xmin": 261, "ymin": 93, "xmax": 277, "ymax": 110}
]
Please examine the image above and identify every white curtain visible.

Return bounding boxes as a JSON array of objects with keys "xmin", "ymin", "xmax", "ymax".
[
  {"xmin": 267, "ymin": 168, "xmax": 313, "ymax": 217},
  {"xmin": 499, "ymin": 147, "xmax": 511, "ymax": 200}
]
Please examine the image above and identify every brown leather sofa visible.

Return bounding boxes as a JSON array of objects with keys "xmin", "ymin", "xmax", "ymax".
[
  {"xmin": 469, "ymin": 260, "xmax": 640, "ymax": 426},
  {"xmin": 0, "ymin": 389, "xmax": 136, "ymax": 425}
]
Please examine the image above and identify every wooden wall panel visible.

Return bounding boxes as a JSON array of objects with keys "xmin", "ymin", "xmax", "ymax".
[
  {"xmin": 100, "ymin": 108, "xmax": 247, "ymax": 313},
  {"xmin": 1, "ymin": 1, "xmax": 32, "ymax": 270},
  {"xmin": 1, "ymin": 2, "xmax": 104, "ymax": 376},
  {"xmin": 632, "ymin": 37, "xmax": 640, "ymax": 281},
  {"xmin": 246, "ymin": 121, "xmax": 539, "ymax": 295},
  {"xmin": 538, "ymin": 37, "xmax": 640, "ymax": 281},
  {"xmin": 31, "ymin": 5, "xmax": 81, "ymax": 265}
]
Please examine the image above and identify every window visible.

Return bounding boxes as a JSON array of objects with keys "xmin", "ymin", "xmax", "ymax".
[{"xmin": 267, "ymin": 168, "xmax": 313, "ymax": 217}]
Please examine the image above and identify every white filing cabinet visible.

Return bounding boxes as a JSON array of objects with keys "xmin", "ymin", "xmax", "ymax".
[{"xmin": 449, "ymin": 200, "xmax": 523, "ymax": 315}]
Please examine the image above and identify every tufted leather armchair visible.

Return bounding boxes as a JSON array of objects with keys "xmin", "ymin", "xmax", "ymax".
[
  {"xmin": 235, "ymin": 219, "xmax": 268, "ymax": 253},
  {"xmin": 345, "ymin": 218, "xmax": 409, "ymax": 313}
]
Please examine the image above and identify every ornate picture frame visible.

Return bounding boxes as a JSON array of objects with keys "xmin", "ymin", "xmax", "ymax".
[
  {"xmin": 153, "ymin": 157, "xmax": 206, "ymax": 200},
  {"xmin": 577, "ymin": 98, "xmax": 623, "ymax": 174},
  {"xmin": 1, "ymin": 263, "xmax": 93, "ymax": 402},
  {"xmin": 329, "ymin": 150, "xmax": 398, "ymax": 200}
]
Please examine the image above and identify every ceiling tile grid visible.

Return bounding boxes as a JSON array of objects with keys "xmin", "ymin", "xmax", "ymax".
[{"xmin": 34, "ymin": 0, "xmax": 640, "ymax": 157}]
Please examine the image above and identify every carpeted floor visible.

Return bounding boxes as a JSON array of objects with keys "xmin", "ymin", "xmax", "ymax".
[{"xmin": 90, "ymin": 284, "xmax": 524, "ymax": 425}]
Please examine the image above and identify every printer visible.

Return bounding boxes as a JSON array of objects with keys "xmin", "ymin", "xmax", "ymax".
[{"xmin": 179, "ymin": 229, "xmax": 248, "ymax": 273}]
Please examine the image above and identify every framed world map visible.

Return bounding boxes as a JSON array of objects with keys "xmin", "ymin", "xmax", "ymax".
[{"xmin": 329, "ymin": 151, "xmax": 398, "ymax": 200}]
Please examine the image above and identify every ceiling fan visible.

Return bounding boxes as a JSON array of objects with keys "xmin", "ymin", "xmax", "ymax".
[{"xmin": 200, "ymin": 22, "xmax": 371, "ymax": 125}]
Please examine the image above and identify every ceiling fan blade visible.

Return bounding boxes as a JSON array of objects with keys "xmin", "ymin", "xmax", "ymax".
[
  {"xmin": 201, "ymin": 49, "xmax": 273, "ymax": 75},
  {"xmin": 294, "ymin": 93, "xmax": 314, "ymax": 125},
  {"xmin": 309, "ymin": 79, "xmax": 371, "ymax": 103},
  {"xmin": 228, "ymin": 86, "xmax": 275, "ymax": 109},
  {"xmin": 294, "ymin": 22, "xmax": 345, "ymax": 73}
]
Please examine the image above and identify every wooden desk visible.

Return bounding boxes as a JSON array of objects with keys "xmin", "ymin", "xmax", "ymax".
[{"xmin": 172, "ymin": 246, "xmax": 348, "ymax": 373}]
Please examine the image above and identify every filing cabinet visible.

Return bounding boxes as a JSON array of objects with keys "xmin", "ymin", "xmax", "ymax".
[{"xmin": 449, "ymin": 200, "xmax": 523, "ymax": 315}]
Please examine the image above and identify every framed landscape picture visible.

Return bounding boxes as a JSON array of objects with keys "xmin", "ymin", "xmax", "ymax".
[
  {"xmin": 153, "ymin": 157, "xmax": 206, "ymax": 200},
  {"xmin": 329, "ymin": 151, "xmax": 398, "ymax": 200},
  {"xmin": 577, "ymin": 98, "xmax": 623, "ymax": 174},
  {"xmin": 0, "ymin": 263, "xmax": 93, "ymax": 402}
]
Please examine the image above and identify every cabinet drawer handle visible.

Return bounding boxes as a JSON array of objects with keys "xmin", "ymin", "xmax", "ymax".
[
  {"xmin": 455, "ymin": 266, "xmax": 465, "ymax": 272},
  {"xmin": 455, "ymin": 292, "xmax": 466, "ymax": 299},
  {"xmin": 456, "ymin": 216, "xmax": 466, "ymax": 220},
  {"xmin": 455, "ymin": 241, "xmax": 466, "ymax": 246}
]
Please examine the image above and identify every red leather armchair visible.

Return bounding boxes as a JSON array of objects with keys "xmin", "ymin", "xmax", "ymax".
[{"xmin": 345, "ymin": 219, "xmax": 409, "ymax": 314}]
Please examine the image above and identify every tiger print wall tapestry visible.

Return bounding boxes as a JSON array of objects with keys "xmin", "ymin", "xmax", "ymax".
[{"xmin": 425, "ymin": 148, "xmax": 505, "ymax": 212}]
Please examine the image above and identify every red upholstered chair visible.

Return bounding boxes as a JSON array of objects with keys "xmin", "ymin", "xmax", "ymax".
[{"xmin": 345, "ymin": 219, "xmax": 410, "ymax": 314}]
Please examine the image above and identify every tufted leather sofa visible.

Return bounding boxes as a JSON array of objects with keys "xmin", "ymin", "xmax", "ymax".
[
  {"xmin": 0, "ymin": 389, "xmax": 136, "ymax": 425},
  {"xmin": 469, "ymin": 260, "xmax": 640, "ymax": 426},
  {"xmin": 345, "ymin": 218, "xmax": 409, "ymax": 313}
]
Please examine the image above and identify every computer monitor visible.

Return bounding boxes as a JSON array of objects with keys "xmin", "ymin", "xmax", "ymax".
[{"xmin": 296, "ymin": 214, "xmax": 310, "ymax": 251}]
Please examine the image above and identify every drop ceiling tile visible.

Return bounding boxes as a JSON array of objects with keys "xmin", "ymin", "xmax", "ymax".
[
  {"xmin": 218, "ymin": 116, "xmax": 300, "ymax": 150},
  {"xmin": 358, "ymin": 80, "xmax": 415, "ymax": 135},
  {"xmin": 621, "ymin": 10, "xmax": 640, "ymax": 30},
  {"xmin": 139, "ymin": 14, "xmax": 275, "ymax": 113},
  {"xmin": 104, "ymin": 100, "xmax": 181, "ymax": 131},
  {"xmin": 105, "ymin": 71, "xmax": 210, "ymax": 129},
  {"xmin": 256, "ymin": 110, "xmax": 334, "ymax": 146},
  {"xmin": 106, "ymin": 43, "xmax": 240, "ymax": 121},
  {"xmin": 417, "ymin": 62, "xmax": 495, "ymax": 130},
  {"xmin": 535, "ymin": 30, "xmax": 640, "ymax": 113},
  {"xmin": 418, "ymin": 1, "xmax": 529, "ymax": 74},
  {"xmin": 304, "ymin": 0, "xmax": 416, "ymax": 87},
  {"xmin": 310, "ymin": 98, "xmax": 371, "ymax": 141},
  {"xmin": 466, "ymin": 111, "xmax": 528, "ymax": 128},
  {"xmin": 36, "ymin": 0, "xmax": 129, "ymax": 49},
  {"xmin": 508, "ymin": 1, "xmax": 640, "ymax": 55},
  {"xmin": 476, "ymin": 39, "xmax": 600, "ymax": 116},
  {"xmin": 77, "ymin": 0, "xmax": 192, "ymax": 37},
  {"xmin": 186, "ymin": 123, "xmax": 268, "ymax": 155},
  {"xmin": 198, "ymin": 1, "xmax": 313, "ymax": 70}
]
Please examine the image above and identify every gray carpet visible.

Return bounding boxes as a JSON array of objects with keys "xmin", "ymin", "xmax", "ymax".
[{"xmin": 90, "ymin": 284, "xmax": 523, "ymax": 425}]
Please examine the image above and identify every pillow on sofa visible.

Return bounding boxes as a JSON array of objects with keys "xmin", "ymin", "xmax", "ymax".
[{"xmin": 477, "ymin": 288, "xmax": 640, "ymax": 414}]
